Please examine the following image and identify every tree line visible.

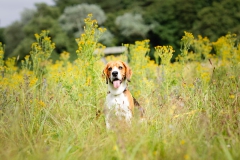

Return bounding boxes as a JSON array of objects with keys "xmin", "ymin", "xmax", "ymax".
[{"xmin": 0, "ymin": 0, "xmax": 239, "ymax": 61}]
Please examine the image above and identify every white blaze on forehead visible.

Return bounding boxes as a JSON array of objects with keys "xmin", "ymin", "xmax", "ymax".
[{"xmin": 112, "ymin": 66, "xmax": 119, "ymax": 72}]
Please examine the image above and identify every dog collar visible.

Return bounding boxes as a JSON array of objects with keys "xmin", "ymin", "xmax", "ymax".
[{"xmin": 107, "ymin": 88, "xmax": 127, "ymax": 94}]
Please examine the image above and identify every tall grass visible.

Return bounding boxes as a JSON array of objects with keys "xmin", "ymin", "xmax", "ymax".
[{"xmin": 0, "ymin": 15, "xmax": 239, "ymax": 160}]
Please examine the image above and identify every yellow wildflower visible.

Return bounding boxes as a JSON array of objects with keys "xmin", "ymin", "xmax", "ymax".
[
  {"xmin": 180, "ymin": 140, "xmax": 185, "ymax": 145},
  {"xmin": 184, "ymin": 154, "xmax": 189, "ymax": 160},
  {"xmin": 38, "ymin": 100, "xmax": 46, "ymax": 108},
  {"xmin": 229, "ymin": 95, "xmax": 235, "ymax": 99}
]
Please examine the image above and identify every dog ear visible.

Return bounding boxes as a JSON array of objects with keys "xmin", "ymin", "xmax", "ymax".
[
  {"xmin": 122, "ymin": 61, "xmax": 132, "ymax": 82},
  {"xmin": 102, "ymin": 64, "xmax": 109, "ymax": 84}
]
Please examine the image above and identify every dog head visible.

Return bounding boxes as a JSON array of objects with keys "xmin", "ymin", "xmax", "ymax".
[{"xmin": 103, "ymin": 61, "xmax": 132, "ymax": 89}]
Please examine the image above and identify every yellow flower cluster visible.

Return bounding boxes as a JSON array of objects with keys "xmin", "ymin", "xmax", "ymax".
[
  {"xmin": 181, "ymin": 31, "xmax": 194, "ymax": 48},
  {"xmin": 125, "ymin": 39, "xmax": 157, "ymax": 99},
  {"xmin": 154, "ymin": 45, "xmax": 174, "ymax": 65},
  {"xmin": 38, "ymin": 100, "xmax": 46, "ymax": 108},
  {"xmin": 192, "ymin": 35, "xmax": 212, "ymax": 60},
  {"xmin": 30, "ymin": 30, "xmax": 55, "ymax": 76},
  {"xmin": 179, "ymin": 31, "xmax": 195, "ymax": 63},
  {"xmin": 76, "ymin": 14, "xmax": 106, "ymax": 60},
  {"xmin": 212, "ymin": 33, "xmax": 239, "ymax": 63},
  {"xmin": 5, "ymin": 57, "xmax": 17, "ymax": 74}
]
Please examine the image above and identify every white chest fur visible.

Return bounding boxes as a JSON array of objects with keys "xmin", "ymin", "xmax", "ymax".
[{"xmin": 105, "ymin": 93, "xmax": 132, "ymax": 129}]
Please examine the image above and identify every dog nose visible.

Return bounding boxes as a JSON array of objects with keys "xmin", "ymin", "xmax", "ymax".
[{"xmin": 112, "ymin": 71, "xmax": 118, "ymax": 77}]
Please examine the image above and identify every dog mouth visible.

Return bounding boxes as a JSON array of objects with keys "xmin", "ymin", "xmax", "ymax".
[{"xmin": 112, "ymin": 78, "xmax": 122, "ymax": 88}]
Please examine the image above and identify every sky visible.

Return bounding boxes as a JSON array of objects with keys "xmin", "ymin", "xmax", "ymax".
[{"xmin": 0, "ymin": 0, "xmax": 55, "ymax": 27}]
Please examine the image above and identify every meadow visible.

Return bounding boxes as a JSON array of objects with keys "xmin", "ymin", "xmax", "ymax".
[{"xmin": 0, "ymin": 15, "xmax": 239, "ymax": 160}]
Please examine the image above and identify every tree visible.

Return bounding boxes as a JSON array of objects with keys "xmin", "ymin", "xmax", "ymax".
[
  {"xmin": 20, "ymin": 8, "xmax": 36, "ymax": 24},
  {"xmin": 0, "ymin": 28, "xmax": 5, "ymax": 45},
  {"xmin": 4, "ymin": 3, "xmax": 71, "ymax": 60},
  {"xmin": 54, "ymin": 0, "xmax": 129, "ymax": 13},
  {"xmin": 193, "ymin": 0, "xmax": 240, "ymax": 41},
  {"xmin": 59, "ymin": 3, "xmax": 106, "ymax": 37},
  {"xmin": 4, "ymin": 22, "xmax": 25, "ymax": 58},
  {"xmin": 115, "ymin": 13, "xmax": 152, "ymax": 38},
  {"xmin": 144, "ymin": 0, "xmax": 200, "ymax": 53},
  {"xmin": 3, "ymin": 0, "xmax": 240, "ymax": 61}
]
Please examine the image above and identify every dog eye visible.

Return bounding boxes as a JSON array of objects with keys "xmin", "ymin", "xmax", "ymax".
[
  {"xmin": 119, "ymin": 66, "xmax": 123, "ymax": 70},
  {"xmin": 108, "ymin": 67, "xmax": 112, "ymax": 71}
]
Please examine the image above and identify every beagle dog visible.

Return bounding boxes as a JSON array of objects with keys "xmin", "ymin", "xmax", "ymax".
[{"xmin": 102, "ymin": 61, "xmax": 144, "ymax": 129}]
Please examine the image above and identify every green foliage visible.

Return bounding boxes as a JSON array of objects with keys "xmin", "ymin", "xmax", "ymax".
[
  {"xmin": 115, "ymin": 13, "xmax": 152, "ymax": 38},
  {"xmin": 98, "ymin": 30, "xmax": 114, "ymax": 46},
  {"xmin": 59, "ymin": 4, "xmax": 106, "ymax": 37},
  {"xmin": 3, "ymin": 0, "xmax": 240, "ymax": 61},
  {"xmin": 3, "ymin": 3, "xmax": 70, "ymax": 61},
  {"xmin": 194, "ymin": 0, "xmax": 240, "ymax": 41},
  {"xmin": 4, "ymin": 21, "xmax": 25, "ymax": 58},
  {"xmin": 20, "ymin": 8, "xmax": 36, "ymax": 24},
  {"xmin": 11, "ymin": 38, "xmax": 33, "ymax": 60},
  {"xmin": 54, "ymin": 0, "xmax": 135, "ymax": 13},
  {"xmin": 144, "ymin": 0, "xmax": 198, "ymax": 50},
  {"xmin": 0, "ymin": 28, "xmax": 5, "ymax": 44}
]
